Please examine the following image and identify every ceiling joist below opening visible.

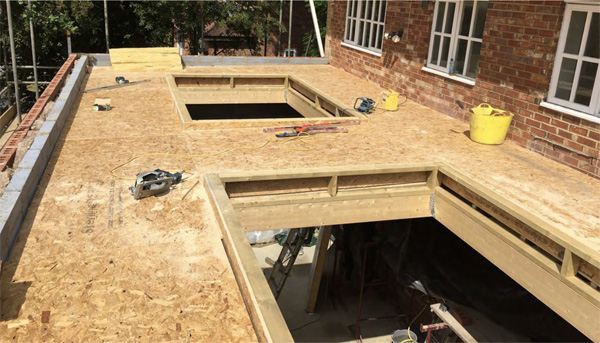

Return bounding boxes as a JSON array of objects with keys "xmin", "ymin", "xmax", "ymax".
[{"xmin": 205, "ymin": 163, "xmax": 600, "ymax": 343}]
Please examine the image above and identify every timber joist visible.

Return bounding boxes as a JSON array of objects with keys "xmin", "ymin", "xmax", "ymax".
[
  {"xmin": 165, "ymin": 73, "xmax": 364, "ymax": 128},
  {"xmin": 437, "ymin": 166, "xmax": 600, "ymax": 288},
  {"xmin": 205, "ymin": 163, "xmax": 600, "ymax": 342}
]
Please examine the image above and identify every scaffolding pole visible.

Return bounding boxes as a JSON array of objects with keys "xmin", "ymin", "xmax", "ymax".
[
  {"xmin": 104, "ymin": 0, "xmax": 110, "ymax": 52},
  {"xmin": 277, "ymin": 0, "xmax": 283, "ymax": 56},
  {"xmin": 0, "ymin": 1, "xmax": 10, "ymax": 105},
  {"xmin": 28, "ymin": 0, "xmax": 39, "ymax": 99},
  {"xmin": 6, "ymin": 0, "xmax": 21, "ymax": 123},
  {"xmin": 308, "ymin": 0, "xmax": 324, "ymax": 57},
  {"xmin": 287, "ymin": 0, "xmax": 293, "ymax": 56}
]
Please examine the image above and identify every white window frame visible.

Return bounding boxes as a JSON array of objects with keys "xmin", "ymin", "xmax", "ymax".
[
  {"xmin": 343, "ymin": 0, "xmax": 387, "ymax": 55},
  {"xmin": 427, "ymin": 0, "xmax": 488, "ymax": 80},
  {"xmin": 547, "ymin": 3, "xmax": 600, "ymax": 117}
]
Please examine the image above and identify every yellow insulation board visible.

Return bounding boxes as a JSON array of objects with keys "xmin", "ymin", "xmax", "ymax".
[{"xmin": 109, "ymin": 47, "xmax": 182, "ymax": 71}]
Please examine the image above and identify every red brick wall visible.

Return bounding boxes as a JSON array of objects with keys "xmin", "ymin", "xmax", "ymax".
[{"xmin": 327, "ymin": 0, "xmax": 600, "ymax": 178}]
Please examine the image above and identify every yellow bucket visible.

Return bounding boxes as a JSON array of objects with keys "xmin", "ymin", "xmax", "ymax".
[{"xmin": 469, "ymin": 103, "xmax": 513, "ymax": 145}]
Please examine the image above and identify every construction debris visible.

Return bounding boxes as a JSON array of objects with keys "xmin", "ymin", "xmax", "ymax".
[{"xmin": 92, "ymin": 98, "xmax": 111, "ymax": 111}]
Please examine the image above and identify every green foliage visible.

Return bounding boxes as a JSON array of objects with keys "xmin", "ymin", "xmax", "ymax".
[
  {"xmin": 301, "ymin": 0, "xmax": 327, "ymax": 57},
  {"xmin": 0, "ymin": 0, "xmax": 288, "ymax": 65},
  {"xmin": 130, "ymin": 0, "xmax": 282, "ymax": 55},
  {"xmin": 5, "ymin": 1, "xmax": 99, "ymax": 65},
  {"xmin": 219, "ymin": 1, "xmax": 282, "ymax": 54}
]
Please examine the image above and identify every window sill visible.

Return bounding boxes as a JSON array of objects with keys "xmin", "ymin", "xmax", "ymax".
[
  {"xmin": 540, "ymin": 101, "xmax": 600, "ymax": 125},
  {"xmin": 421, "ymin": 66, "xmax": 476, "ymax": 86},
  {"xmin": 341, "ymin": 42, "xmax": 382, "ymax": 57}
]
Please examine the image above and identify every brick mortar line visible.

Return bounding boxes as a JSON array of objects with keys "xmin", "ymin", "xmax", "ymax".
[
  {"xmin": 0, "ymin": 56, "xmax": 88, "ymax": 262},
  {"xmin": 0, "ymin": 54, "xmax": 77, "ymax": 171}
]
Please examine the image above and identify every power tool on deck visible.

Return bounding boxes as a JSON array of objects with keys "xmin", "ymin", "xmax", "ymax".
[
  {"xmin": 129, "ymin": 169, "xmax": 183, "ymax": 200},
  {"xmin": 354, "ymin": 97, "xmax": 376, "ymax": 114}
]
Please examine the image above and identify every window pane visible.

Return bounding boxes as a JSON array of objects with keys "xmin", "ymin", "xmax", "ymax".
[
  {"xmin": 574, "ymin": 61, "xmax": 598, "ymax": 106},
  {"xmin": 555, "ymin": 58, "xmax": 578, "ymax": 100},
  {"xmin": 345, "ymin": 18, "xmax": 351, "ymax": 40},
  {"xmin": 460, "ymin": 1, "xmax": 474, "ymax": 36},
  {"xmin": 373, "ymin": 0, "xmax": 380, "ymax": 22},
  {"xmin": 361, "ymin": 0, "xmax": 367, "ymax": 18},
  {"xmin": 565, "ymin": 11, "xmax": 587, "ymax": 55},
  {"xmin": 353, "ymin": 0, "xmax": 358, "ymax": 17},
  {"xmin": 365, "ymin": 22, "xmax": 371, "ymax": 47},
  {"xmin": 366, "ymin": 0, "xmax": 373, "ymax": 20},
  {"xmin": 380, "ymin": 0, "xmax": 386, "ymax": 21},
  {"xmin": 584, "ymin": 12, "xmax": 599, "ymax": 58},
  {"xmin": 467, "ymin": 41, "xmax": 482, "ymax": 78},
  {"xmin": 440, "ymin": 36, "xmax": 451, "ymax": 67},
  {"xmin": 456, "ymin": 39, "xmax": 468, "ymax": 75},
  {"xmin": 473, "ymin": 1, "xmax": 488, "ymax": 39},
  {"xmin": 445, "ymin": 3, "xmax": 456, "ymax": 34},
  {"xmin": 377, "ymin": 25, "xmax": 384, "ymax": 49},
  {"xmin": 351, "ymin": 19, "xmax": 356, "ymax": 41},
  {"xmin": 435, "ymin": 2, "xmax": 446, "ymax": 32},
  {"xmin": 358, "ymin": 21, "xmax": 364, "ymax": 45},
  {"xmin": 431, "ymin": 35, "xmax": 441, "ymax": 64}
]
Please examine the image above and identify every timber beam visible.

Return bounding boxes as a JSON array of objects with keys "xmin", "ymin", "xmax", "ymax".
[{"xmin": 204, "ymin": 163, "xmax": 600, "ymax": 342}]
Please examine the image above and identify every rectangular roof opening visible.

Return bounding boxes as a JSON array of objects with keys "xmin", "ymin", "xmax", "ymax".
[
  {"xmin": 166, "ymin": 74, "xmax": 365, "ymax": 128},
  {"xmin": 186, "ymin": 103, "xmax": 303, "ymax": 120}
]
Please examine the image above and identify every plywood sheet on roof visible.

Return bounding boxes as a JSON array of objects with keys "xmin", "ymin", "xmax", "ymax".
[
  {"xmin": 110, "ymin": 47, "xmax": 182, "ymax": 71},
  {"xmin": 0, "ymin": 65, "xmax": 598, "ymax": 341}
]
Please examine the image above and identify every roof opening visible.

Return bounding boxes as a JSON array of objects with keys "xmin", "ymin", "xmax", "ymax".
[{"xmin": 186, "ymin": 103, "xmax": 303, "ymax": 120}]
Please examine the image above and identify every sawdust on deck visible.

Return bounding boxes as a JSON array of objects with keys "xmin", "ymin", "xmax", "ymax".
[{"xmin": 0, "ymin": 64, "xmax": 598, "ymax": 342}]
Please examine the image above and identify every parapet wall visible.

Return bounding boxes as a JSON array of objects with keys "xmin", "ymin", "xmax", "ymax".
[{"xmin": 0, "ymin": 56, "xmax": 88, "ymax": 262}]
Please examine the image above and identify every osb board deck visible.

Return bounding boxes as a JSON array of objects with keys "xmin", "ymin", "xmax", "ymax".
[{"xmin": 0, "ymin": 64, "xmax": 598, "ymax": 342}]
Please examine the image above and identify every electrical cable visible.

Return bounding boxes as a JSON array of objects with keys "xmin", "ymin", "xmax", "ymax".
[
  {"xmin": 108, "ymin": 133, "xmax": 316, "ymax": 180},
  {"xmin": 109, "ymin": 92, "xmax": 409, "ymax": 180},
  {"xmin": 400, "ymin": 302, "xmax": 430, "ymax": 343},
  {"xmin": 289, "ymin": 314, "xmax": 322, "ymax": 332}
]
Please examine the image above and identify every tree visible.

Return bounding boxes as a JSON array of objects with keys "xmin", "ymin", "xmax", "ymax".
[
  {"xmin": 301, "ymin": 0, "xmax": 327, "ymax": 57},
  {"xmin": 219, "ymin": 1, "xmax": 282, "ymax": 55},
  {"xmin": 132, "ymin": 0, "xmax": 282, "ymax": 56}
]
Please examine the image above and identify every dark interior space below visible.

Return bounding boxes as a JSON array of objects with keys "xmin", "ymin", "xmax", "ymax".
[
  {"xmin": 186, "ymin": 103, "xmax": 304, "ymax": 120},
  {"xmin": 256, "ymin": 218, "xmax": 591, "ymax": 343}
]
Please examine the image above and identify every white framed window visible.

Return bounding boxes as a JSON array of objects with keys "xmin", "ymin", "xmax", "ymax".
[
  {"xmin": 548, "ymin": 3, "xmax": 600, "ymax": 117},
  {"xmin": 427, "ymin": 0, "xmax": 489, "ymax": 79},
  {"xmin": 344, "ymin": 0, "xmax": 387, "ymax": 54}
]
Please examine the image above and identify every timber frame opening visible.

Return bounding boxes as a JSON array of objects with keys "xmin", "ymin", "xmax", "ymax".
[
  {"xmin": 204, "ymin": 163, "xmax": 600, "ymax": 343},
  {"xmin": 166, "ymin": 74, "xmax": 366, "ymax": 129}
]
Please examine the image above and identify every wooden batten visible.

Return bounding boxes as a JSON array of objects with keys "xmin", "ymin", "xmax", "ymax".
[
  {"xmin": 204, "ymin": 174, "xmax": 293, "ymax": 343},
  {"xmin": 219, "ymin": 163, "xmax": 439, "ymax": 183},
  {"xmin": 306, "ymin": 226, "xmax": 332, "ymax": 312},
  {"xmin": 166, "ymin": 73, "xmax": 365, "ymax": 129},
  {"xmin": 287, "ymin": 89, "xmax": 332, "ymax": 118},
  {"xmin": 0, "ymin": 105, "xmax": 16, "ymax": 129},
  {"xmin": 434, "ymin": 188, "xmax": 600, "ymax": 341},
  {"xmin": 438, "ymin": 170, "xmax": 600, "ymax": 287},
  {"xmin": 561, "ymin": 249, "xmax": 581, "ymax": 278},
  {"xmin": 328, "ymin": 176, "xmax": 338, "ymax": 197},
  {"xmin": 205, "ymin": 164, "xmax": 599, "ymax": 342},
  {"xmin": 235, "ymin": 191, "xmax": 432, "ymax": 231}
]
